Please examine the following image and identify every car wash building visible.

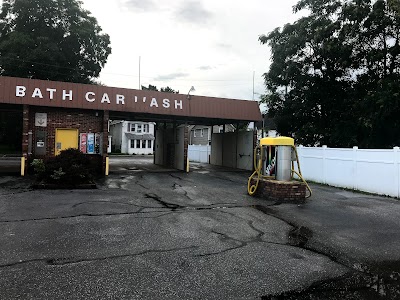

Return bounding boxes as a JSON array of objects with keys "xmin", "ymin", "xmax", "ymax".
[{"xmin": 0, "ymin": 76, "xmax": 262, "ymax": 174}]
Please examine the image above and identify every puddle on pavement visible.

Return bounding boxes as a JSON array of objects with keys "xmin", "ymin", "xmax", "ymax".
[
  {"xmin": 253, "ymin": 205, "xmax": 400, "ymax": 299},
  {"xmin": 262, "ymin": 261, "xmax": 400, "ymax": 299},
  {"xmin": 288, "ymin": 226, "xmax": 313, "ymax": 247}
]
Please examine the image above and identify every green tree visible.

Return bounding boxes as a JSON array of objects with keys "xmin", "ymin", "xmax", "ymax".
[
  {"xmin": 160, "ymin": 86, "xmax": 179, "ymax": 94},
  {"xmin": 141, "ymin": 84, "xmax": 159, "ymax": 91},
  {"xmin": 260, "ymin": 0, "xmax": 400, "ymax": 148},
  {"xmin": 142, "ymin": 84, "xmax": 179, "ymax": 93},
  {"xmin": 0, "ymin": 0, "xmax": 111, "ymax": 84}
]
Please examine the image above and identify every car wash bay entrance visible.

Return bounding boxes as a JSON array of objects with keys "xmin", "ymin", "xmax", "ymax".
[{"xmin": 0, "ymin": 76, "xmax": 262, "ymax": 174}]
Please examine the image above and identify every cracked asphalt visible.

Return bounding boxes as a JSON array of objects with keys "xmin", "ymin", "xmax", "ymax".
[{"xmin": 0, "ymin": 156, "xmax": 399, "ymax": 299}]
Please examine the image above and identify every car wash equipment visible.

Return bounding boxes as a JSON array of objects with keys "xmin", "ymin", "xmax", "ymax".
[{"xmin": 247, "ymin": 136, "xmax": 312, "ymax": 200}]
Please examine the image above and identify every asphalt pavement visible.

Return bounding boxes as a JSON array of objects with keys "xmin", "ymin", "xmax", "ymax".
[{"xmin": 0, "ymin": 156, "xmax": 399, "ymax": 299}]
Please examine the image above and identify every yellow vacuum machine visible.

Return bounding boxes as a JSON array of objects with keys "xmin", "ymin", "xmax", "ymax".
[{"xmin": 247, "ymin": 136, "xmax": 311, "ymax": 198}]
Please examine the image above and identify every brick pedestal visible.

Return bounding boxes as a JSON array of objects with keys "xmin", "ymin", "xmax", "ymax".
[{"xmin": 250, "ymin": 178, "xmax": 306, "ymax": 203}]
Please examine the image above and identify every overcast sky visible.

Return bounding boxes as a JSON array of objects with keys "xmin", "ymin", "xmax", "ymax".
[{"xmin": 80, "ymin": 1, "xmax": 303, "ymax": 102}]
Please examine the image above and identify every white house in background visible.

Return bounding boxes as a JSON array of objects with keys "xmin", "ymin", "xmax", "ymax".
[
  {"xmin": 188, "ymin": 124, "xmax": 236, "ymax": 145},
  {"xmin": 107, "ymin": 135, "xmax": 112, "ymax": 153},
  {"xmin": 109, "ymin": 121, "xmax": 155, "ymax": 155}
]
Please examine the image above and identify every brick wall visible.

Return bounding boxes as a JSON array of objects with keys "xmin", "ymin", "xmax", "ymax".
[
  {"xmin": 250, "ymin": 178, "xmax": 306, "ymax": 203},
  {"xmin": 28, "ymin": 106, "xmax": 104, "ymax": 158},
  {"xmin": 22, "ymin": 105, "xmax": 29, "ymax": 157},
  {"xmin": 183, "ymin": 126, "xmax": 189, "ymax": 171}
]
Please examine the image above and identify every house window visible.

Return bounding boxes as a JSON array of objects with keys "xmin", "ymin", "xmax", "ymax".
[
  {"xmin": 148, "ymin": 140, "xmax": 152, "ymax": 148},
  {"xmin": 193, "ymin": 130, "xmax": 196, "ymax": 137},
  {"xmin": 201, "ymin": 129, "xmax": 204, "ymax": 137},
  {"xmin": 143, "ymin": 124, "xmax": 149, "ymax": 133},
  {"xmin": 137, "ymin": 124, "xmax": 142, "ymax": 133},
  {"xmin": 142, "ymin": 140, "xmax": 146, "ymax": 148},
  {"xmin": 130, "ymin": 139, "xmax": 135, "ymax": 148},
  {"xmin": 219, "ymin": 127, "xmax": 224, "ymax": 133},
  {"xmin": 130, "ymin": 123, "xmax": 136, "ymax": 132},
  {"xmin": 136, "ymin": 140, "xmax": 140, "ymax": 148}
]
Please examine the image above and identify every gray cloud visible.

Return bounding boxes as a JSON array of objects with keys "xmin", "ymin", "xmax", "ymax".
[
  {"xmin": 154, "ymin": 72, "xmax": 189, "ymax": 81},
  {"xmin": 198, "ymin": 65, "xmax": 214, "ymax": 70},
  {"xmin": 175, "ymin": 1, "xmax": 213, "ymax": 25},
  {"xmin": 122, "ymin": 0, "xmax": 156, "ymax": 11}
]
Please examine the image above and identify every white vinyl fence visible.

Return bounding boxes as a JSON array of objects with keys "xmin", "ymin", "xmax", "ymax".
[
  {"xmin": 297, "ymin": 146, "xmax": 400, "ymax": 198},
  {"xmin": 188, "ymin": 145, "xmax": 211, "ymax": 163}
]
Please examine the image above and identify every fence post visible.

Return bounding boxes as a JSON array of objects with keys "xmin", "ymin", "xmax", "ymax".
[
  {"xmin": 394, "ymin": 146, "xmax": 399, "ymax": 198},
  {"xmin": 322, "ymin": 145, "xmax": 327, "ymax": 184},
  {"xmin": 353, "ymin": 146, "xmax": 358, "ymax": 190},
  {"xmin": 297, "ymin": 145, "xmax": 303, "ymax": 180}
]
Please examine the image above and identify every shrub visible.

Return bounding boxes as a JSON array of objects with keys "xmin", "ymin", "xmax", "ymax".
[
  {"xmin": 30, "ymin": 159, "xmax": 45, "ymax": 175},
  {"xmin": 34, "ymin": 148, "xmax": 101, "ymax": 185}
]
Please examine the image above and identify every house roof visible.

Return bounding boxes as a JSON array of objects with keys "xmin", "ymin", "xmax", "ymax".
[{"xmin": 125, "ymin": 133, "xmax": 155, "ymax": 140}]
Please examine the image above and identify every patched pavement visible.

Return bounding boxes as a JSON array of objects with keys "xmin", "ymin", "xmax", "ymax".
[{"xmin": 0, "ymin": 158, "xmax": 399, "ymax": 299}]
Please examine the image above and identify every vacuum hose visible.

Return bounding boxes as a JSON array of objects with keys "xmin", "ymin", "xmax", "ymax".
[
  {"xmin": 247, "ymin": 146, "xmax": 274, "ymax": 196},
  {"xmin": 247, "ymin": 145, "xmax": 312, "ymax": 198},
  {"xmin": 247, "ymin": 146, "xmax": 262, "ymax": 196},
  {"xmin": 291, "ymin": 146, "xmax": 312, "ymax": 198}
]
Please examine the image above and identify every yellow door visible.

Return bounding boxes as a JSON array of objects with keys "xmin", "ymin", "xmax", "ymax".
[{"xmin": 55, "ymin": 129, "xmax": 79, "ymax": 155}]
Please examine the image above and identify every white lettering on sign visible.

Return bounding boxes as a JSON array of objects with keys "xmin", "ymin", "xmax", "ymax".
[
  {"xmin": 85, "ymin": 92, "xmax": 95, "ymax": 102},
  {"xmin": 32, "ymin": 88, "xmax": 43, "ymax": 98},
  {"xmin": 13, "ymin": 85, "xmax": 186, "ymax": 110},
  {"xmin": 63, "ymin": 90, "xmax": 73, "ymax": 101},
  {"xmin": 116, "ymin": 94, "xmax": 125, "ymax": 105},
  {"xmin": 175, "ymin": 100, "xmax": 183, "ymax": 110},
  {"xmin": 47, "ymin": 88, "xmax": 56, "ymax": 100},
  {"xmin": 101, "ymin": 93, "xmax": 110, "ymax": 104},
  {"xmin": 150, "ymin": 98, "xmax": 158, "ymax": 108},
  {"xmin": 16, "ymin": 86, "xmax": 26, "ymax": 97},
  {"xmin": 163, "ymin": 99, "xmax": 170, "ymax": 108}
]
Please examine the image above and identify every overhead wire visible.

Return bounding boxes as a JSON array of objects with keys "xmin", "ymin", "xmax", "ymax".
[{"xmin": 2, "ymin": 56, "xmax": 260, "ymax": 86}]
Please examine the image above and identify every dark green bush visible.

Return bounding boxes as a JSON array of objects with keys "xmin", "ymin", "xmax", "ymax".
[
  {"xmin": 31, "ymin": 159, "xmax": 45, "ymax": 175},
  {"xmin": 37, "ymin": 148, "xmax": 101, "ymax": 185}
]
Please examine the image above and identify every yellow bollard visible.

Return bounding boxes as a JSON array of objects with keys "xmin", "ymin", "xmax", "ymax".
[
  {"xmin": 105, "ymin": 157, "xmax": 109, "ymax": 176},
  {"xmin": 20, "ymin": 157, "xmax": 25, "ymax": 177},
  {"xmin": 186, "ymin": 156, "xmax": 190, "ymax": 173}
]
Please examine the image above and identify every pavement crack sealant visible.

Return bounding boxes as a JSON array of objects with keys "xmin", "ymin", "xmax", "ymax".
[
  {"xmin": 144, "ymin": 193, "xmax": 184, "ymax": 210},
  {"xmin": 0, "ymin": 210, "xmax": 172, "ymax": 223},
  {"xmin": 0, "ymin": 246, "xmax": 198, "ymax": 268}
]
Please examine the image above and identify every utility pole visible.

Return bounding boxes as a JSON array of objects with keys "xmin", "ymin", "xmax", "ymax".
[
  {"xmin": 252, "ymin": 71, "xmax": 255, "ymax": 100},
  {"xmin": 139, "ymin": 56, "xmax": 141, "ymax": 90}
]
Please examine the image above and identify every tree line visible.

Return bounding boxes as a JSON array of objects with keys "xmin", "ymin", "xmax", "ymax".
[
  {"xmin": 0, "ymin": 0, "xmax": 111, "ymax": 84},
  {"xmin": 260, "ymin": 0, "xmax": 400, "ymax": 148}
]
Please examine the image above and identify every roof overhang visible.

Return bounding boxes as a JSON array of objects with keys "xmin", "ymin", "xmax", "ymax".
[{"xmin": 0, "ymin": 76, "xmax": 262, "ymax": 123}]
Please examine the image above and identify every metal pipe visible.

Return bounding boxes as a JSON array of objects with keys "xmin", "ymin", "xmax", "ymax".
[
  {"xmin": 20, "ymin": 157, "xmax": 25, "ymax": 176},
  {"xmin": 105, "ymin": 157, "xmax": 109, "ymax": 176}
]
